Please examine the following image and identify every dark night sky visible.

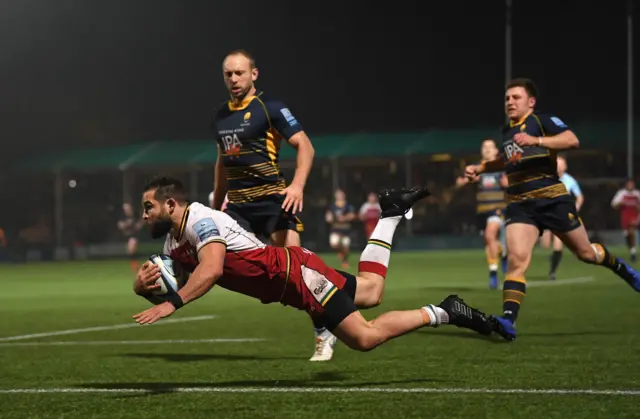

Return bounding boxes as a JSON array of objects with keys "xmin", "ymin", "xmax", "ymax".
[{"xmin": 0, "ymin": 0, "xmax": 636, "ymax": 165}]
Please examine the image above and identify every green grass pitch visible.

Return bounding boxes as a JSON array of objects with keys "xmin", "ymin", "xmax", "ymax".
[{"xmin": 0, "ymin": 247, "xmax": 638, "ymax": 418}]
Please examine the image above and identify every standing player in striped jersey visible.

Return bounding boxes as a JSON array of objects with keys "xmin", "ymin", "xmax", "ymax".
[
  {"xmin": 611, "ymin": 179, "xmax": 640, "ymax": 262},
  {"xmin": 540, "ymin": 155, "xmax": 584, "ymax": 279},
  {"xmin": 456, "ymin": 139, "xmax": 508, "ymax": 289},
  {"xmin": 212, "ymin": 50, "xmax": 340, "ymax": 361}
]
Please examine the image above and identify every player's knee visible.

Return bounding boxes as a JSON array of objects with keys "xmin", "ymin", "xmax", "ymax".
[
  {"xmin": 329, "ymin": 234, "xmax": 341, "ymax": 249},
  {"xmin": 576, "ymin": 243, "xmax": 598, "ymax": 263},
  {"xmin": 346, "ymin": 332, "xmax": 379, "ymax": 352}
]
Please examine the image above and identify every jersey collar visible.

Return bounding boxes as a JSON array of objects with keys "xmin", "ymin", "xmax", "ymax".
[
  {"xmin": 177, "ymin": 205, "xmax": 191, "ymax": 241},
  {"xmin": 509, "ymin": 110, "xmax": 533, "ymax": 127},
  {"xmin": 228, "ymin": 90, "xmax": 264, "ymax": 111}
]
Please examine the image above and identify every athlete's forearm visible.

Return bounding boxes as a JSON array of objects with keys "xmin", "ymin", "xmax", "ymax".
[
  {"xmin": 213, "ymin": 156, "xmax": 228, "ymax": 209},
  {"xmin": 290, "ymin": 135, "xmax": 315, "ymax": 188},
  {"xmin": 177, "ymin": 264, "xmax": 221, "ymax": 305},
  {"xmin": 576, "ymin": 195, "xmax": 584, "ymax": 211},
  {"xmin": 539, "ymin": 131, "xmax": 580, "ymax": 150}
]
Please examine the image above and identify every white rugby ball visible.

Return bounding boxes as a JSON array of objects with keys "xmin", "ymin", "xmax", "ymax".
[{"xmin": 149, "ymin": 254, "xmax": 188, "ymax": 296}]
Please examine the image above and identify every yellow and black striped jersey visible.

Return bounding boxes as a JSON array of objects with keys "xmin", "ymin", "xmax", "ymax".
[
  {"xmin": 213, "ymin": 91, "xmax": 303, "ymax": 204},
  {"xmin": 476, "ymin": 171, "xmax": 506, "ymax": 214},
  {"xmin": 501, "ymin": 112, "xmax": 570, "ymax": 202}
]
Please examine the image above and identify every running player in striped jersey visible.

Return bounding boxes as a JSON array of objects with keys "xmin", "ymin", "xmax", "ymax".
[{"xmin": 456, "ymin": 139, "xmax": 508, "ymax": 289}]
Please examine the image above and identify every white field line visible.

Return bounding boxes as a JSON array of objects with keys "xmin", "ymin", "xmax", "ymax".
[
  {"xmin": 526, "ymin": 276, "xmax": 594, "ymax": 288},
  {"xmin": 0, "ymin": 315, "xmax": 217, "ymax": 342},
  {"xmin": 0, "ymin": 386, "xmax": 638, "ymax": 396},
  {"xmin": 0, "ymin": 338, "xmax": 265, "ymax": 347}
]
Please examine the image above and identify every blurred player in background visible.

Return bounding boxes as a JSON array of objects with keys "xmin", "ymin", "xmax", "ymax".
[
  {"xmin": 326, "ymin": 189, "xmax": 356, "ymax": 269},
  {"xmin": 540, "ymin": 155, "xmax": 584, "ymax": 279},
  {"xmin": 210, "ymin": 50, "xmax": 334, "ymax": 361},
  {"xmin": 611, "ymin": 179, "xmax": 640, "ymax": 262},
  {"xmin": 209, "ymin": 191, "xmax": 228, "ymax": 211},
  {"xmin": 117, "ymin": 203, "xmax": 142, "ymax": 272},
  {"xmin": 465, "ymin": 78, "xmax": 640, "ymax": 341},
  {"xmin": 133, "ymin": 178, "xmax": 494, "ymax": 350},
  {"xmin": 359, "ymin": 192, "xmax": 382, "ymax": 239},
  {"xmin": 456, "ymin": 139, "xmax": 508, "ymax": 289}
]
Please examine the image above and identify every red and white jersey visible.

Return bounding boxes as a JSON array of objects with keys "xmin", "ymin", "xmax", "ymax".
[
  {"xmin": 163, "ymin": 202, "xmax": 290, "ymax": 305},
  {"xmin": 359, "ymin": 201, "xmax": 381, "ymax": 238},
  {"xmin": 359, "ymin": 202, "xmax": 381, "ymax": 221},
  {"xmin": 611, "ymin": 189, "xmax": 640, "ymax": 219}
]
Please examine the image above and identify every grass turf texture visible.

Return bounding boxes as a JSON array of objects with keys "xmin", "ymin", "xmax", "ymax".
[{"xmin": 0, "ymin": 248, "xmax": 638, "ymax": 418}]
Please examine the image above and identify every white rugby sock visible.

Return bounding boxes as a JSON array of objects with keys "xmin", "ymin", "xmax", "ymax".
[{"xmin": 358, "ymin": 216, "xmax": 401, "ymax": 277}]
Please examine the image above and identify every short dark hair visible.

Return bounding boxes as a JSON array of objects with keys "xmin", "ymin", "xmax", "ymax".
[
  {"xmin": 225, "ymin": 49, "xmax": 256, "ymax": 69},
  {"xmin": 143, "ymin": 176, "xmax": 187, "ymax": 204},
  {"xmin": 506, "ymin": 78, "xmax": 538, "ymax": 99}
]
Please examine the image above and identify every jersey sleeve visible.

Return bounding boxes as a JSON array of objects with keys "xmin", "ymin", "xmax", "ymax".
[
  {"xmin": 264, "ymin": 99, "xmax": 304, "ymax": 140},
  {"xmin": 569, "ymin": 180, "xmax": 582, "ymax": 197},
  {"xmin": 538, "ymin": 114, "xmax": 570, "ymax": 135},
  {"xmin": 611, "ymin": 190, "xmax": 625, "ymax": 207},
  {"xmin": 359, "ymin": 203, "xmax": 369, "ymax": 217},
  {"xmin": 185, "ymin": 212, "xmax": 227, "ymax": 252}
]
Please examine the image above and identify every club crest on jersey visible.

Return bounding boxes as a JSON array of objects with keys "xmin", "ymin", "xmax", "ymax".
[
  {"xmin": 482, "ymin": 175, "xmax": 497, "ymax": 188},
  {"xmin": 520, "ymin": 124, "xmax": 526, "ymax": 132},
  {"xmin": 243, "ymin": 112, "xmax": 251, "ymax": 122},
  {"xmin": 504, "ymin": 140, "xmax": 525, "ymax": 164}
]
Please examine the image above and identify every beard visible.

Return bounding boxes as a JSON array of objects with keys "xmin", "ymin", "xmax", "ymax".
[{"xmin": 149, "ymin": 216, "xmax": 173, "ymax": 239}]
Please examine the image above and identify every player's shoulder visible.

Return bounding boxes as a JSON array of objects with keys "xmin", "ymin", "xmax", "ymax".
[
  {"xmin": 254, "ymin": 91, "xmax": 283, "ymax": 106},
  {"xmin": 534, "ymin": 112, "xmax": 569, "ymax": 129},
  {"xmin": 212, "ymin": 100, "xmax": 233, "ymax": 122},
  {"xmin": 187, "ymin": 203, "xmax": 230, "ymax": 235}
]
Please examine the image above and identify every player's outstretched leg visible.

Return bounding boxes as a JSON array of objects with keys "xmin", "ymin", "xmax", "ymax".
[
  {"xmin": 556, "ymin": 226, "xmax": 640, "ymax": 292},
  {"xmin": 332, "ymin": 294, "xmax": 493, "ymax": 352},
  {"xmin": 310, "ymin": 186, "xmax": 430, "ymax": 361},
  {"xmin": 354, "ymin": 187, "xmax": 430, "ymax": 307}
]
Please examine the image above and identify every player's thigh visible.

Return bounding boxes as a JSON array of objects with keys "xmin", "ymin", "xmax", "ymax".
[
  {"xmin": 484, "ymin": 217, "xmax": 502, "ymax": 242},
  {"xmin": 329, "ymin": 232, "xmax": 342, "ymax": 248},
  {"xmin": 311, "ymin": 283, "xmax": 358, "ymax": 333},
  {"xmin": 271, "ymin": 229, "xmax": 300, "ymax": 247},
  {"xmin": 504, "ymin": 203, "xmax": 540, "ymax": 266},
  {"xmin": 540, "ymin": 229, "xmax": 552, "ymax": 248},
  {"xmin": 553, "ymin": 225, "xmax": 592, "ymax": 259}
]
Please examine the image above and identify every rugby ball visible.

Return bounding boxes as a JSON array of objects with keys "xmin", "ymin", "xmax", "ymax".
[{"xmin": 148, "ymin": 254, "xmax": 188, "ymax": 295}]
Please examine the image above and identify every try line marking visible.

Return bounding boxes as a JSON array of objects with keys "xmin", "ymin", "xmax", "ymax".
[
  {"xmin": 0, "ymin": 338, "xmax": 265, "ymax": 347},
  {"xmin": 0, "ymin": 315, "xmax": 217, "ymax": 342},
  {"xmin": 526, "ymin": 276, "xmax": 594, "ymax": 288},
  {"xmin": 0, "ymin": 387, "xmax": 638, "ymax": 396}
]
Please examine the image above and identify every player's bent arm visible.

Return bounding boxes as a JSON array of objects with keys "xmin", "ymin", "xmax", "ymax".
[
  {"xmin": 325, "ymin": 210, "xmax": 334, "ymax": 224},
  {"xmin": 540, "ymin": 130, "xmax": 579, "ymax": 150},
  {"xmin": 176, "ymin": 242, "xmax": 225, "ymax": 305},
  {"xmin": 479, "ymin": 157, "xmax": 506, "ymax": 174},
  {"xmin": 287, "ymin": 132, "xmax": 315, "ymax": 188},
  {"xmin": 611, "ymin": 190, "xmax": 624, "ymax": 209},
  {"xmin": 575, "ymin": 193, "xmax": 584, "ymax": 211},
  {"xmin": 455, "ymin": 176, "xmax": 469, "ymax": 189},
  {"xmin": 213, "ymin": 145, "xmax": 228, "ymax": 210}
]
